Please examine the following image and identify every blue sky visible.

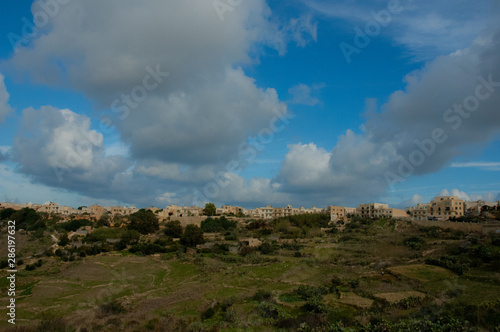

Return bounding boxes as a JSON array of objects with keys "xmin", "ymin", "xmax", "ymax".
[{"xmin": 0, "ymin": 0, "xmax": 499, "ymax": 209}]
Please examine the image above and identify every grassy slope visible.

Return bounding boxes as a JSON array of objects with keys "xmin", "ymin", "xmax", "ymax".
[{"xmin": 0, "ymin": 219, "xmax": 499, "ymax": 331}]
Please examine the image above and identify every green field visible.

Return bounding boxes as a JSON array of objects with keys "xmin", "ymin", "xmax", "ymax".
[{"xmin": 1, "ymin": 216, "xmax": 500, "ymax": 331}]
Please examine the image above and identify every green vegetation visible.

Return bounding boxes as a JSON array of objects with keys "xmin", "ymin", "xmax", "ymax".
[
  {"xmin": 180, "ymin": 224, "xmax": 204, "ymax": 247},
  {"xmin": 203, "ymin": 202, "xmax": 217, "ymax": 216},
  {"xmin": 164, "ymin": 219, "xmax": 183, "ymax": 238},
  {"xmin": 128, "ymin": 209, "xmax": 159, "ymax": 234},
  {"xmin": 1, "ymin": 213, "xmax": 499, "ymax": 331},
  {"xmin": 201, "ymin": 216, "xmax": 237, "ymax": 233}
]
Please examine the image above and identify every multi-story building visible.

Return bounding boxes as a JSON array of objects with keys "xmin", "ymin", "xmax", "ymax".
[
  {"xmin": 465, "ymin": 200, "xmax": 499, "ymax": 216},
  {"xmin": 222, "ymin": 205, "xmax": 245, "ymax": 216},
  {"xmin": 406, "ymin": 203, "xmax": 430, "ymax": 221},
  {"xmin": 427, "ymin": 196, "xmax": 464, "ymax": 220},
  {"xmin": 356, "ymin": 203, "xmax": 408, "ymax": 219},
  {"xmin": 328, "ymin": 206, "xmax": 345, "ymax": 222},
  {"xmin": 344, "ymin": 207, "xmax": 356, "ymax": 216},
  {"xmin": 258, "ymin": 206, "xmax": 274, "ymax": 219}
]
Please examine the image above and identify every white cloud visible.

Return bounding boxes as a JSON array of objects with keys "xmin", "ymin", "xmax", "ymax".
[
  {"xmin": 288, "ymin": 83, "xmax": 324, "ymax": 106},
  {"xmin": 302, "ymin": 0, "xmax": 496, "ymax": 60},
  {"xmin": 438, "ymin": 189, "xmax": 498, "ymax": 202},
  {"xmin": 450, "ymin": 162, "xmax": 500, "ymax": 171},
  {"xmin": 274, "ymin": 18, "xmax": 500, "ymax": 205},
  {"xmin": 14, "ymin": 106, "xmax": 104, "ymax": 172},
  {"xmin": 0, "ymin": 74, "xmax": 13, "ymax": 123},
  {"xmin": 3, "ymin": 0, "xmax": 315, "ymax": 168},
  {"xmin": 275, "ymin": 131, "xmax": 399, "ymax": 205}
]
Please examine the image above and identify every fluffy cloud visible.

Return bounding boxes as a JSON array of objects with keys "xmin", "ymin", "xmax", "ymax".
[
  {"xmin": 0, "ymin": 74, "xmax": 13, "ymax": 124},
  {"xmin": 4, "ymin": 0, "xmax": 315, "ymax": 168},
  {"xmin": 118, "ymin": 67, "xmax": 288, "ymax": 165},
  {"xmin": 288, "ymin": 83, "xmax": 324, "ymax": 106},
  {"xmin": 12, "ymin": 106, "xmax": 133, "ymax": 198},
  {"xmin": 275, "ymin": 17, "xmax": 500, "ymax": 205},
  {"xmin": 275, "ymin": 130, "xmax": 398, "ymax": 205},
  {"xmin": 2, "ymin": 0, "xmax": 319, "ymax": 206},
  {"xmin": 438, "ymin": 189, "xmax": 498, "ymax": 202}
]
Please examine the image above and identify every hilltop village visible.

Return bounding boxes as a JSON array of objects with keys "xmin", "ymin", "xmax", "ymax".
[{"xmin": 1, "ymin": 195, "xmax": 498, "ymax": 223}]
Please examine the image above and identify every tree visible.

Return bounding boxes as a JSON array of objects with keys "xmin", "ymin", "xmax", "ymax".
[
  {"xmin": 0, "ymin": 208, "xmax": 16, "ymax": 220},
  {"xmin": 201, "ymin": 216, "xmax": 237, "ymax": 233},
  {"xmin": 11, "ymin": 208, "xmax": 42, "ymax": 230},
  {"xmin": 58, "ymin": 233, "xmax": 70, "ymax": 246},
  {"xmin": 203, "ymin": 203, "xmax": 217, "ymax": 216},
  {"xmin": 120, "ymin": 230, "xmax": 141, "ymax": 245},
  {"xmin": 165, "ymin": 220, "xmax": 183, "ymax": 238},
  {"xmin": 180, "ymin": 225, "xmax": 204, "ymax": 247},
  {"xmin": 128, "ymin": 209, "xmax": 159, "ymax": 234}
]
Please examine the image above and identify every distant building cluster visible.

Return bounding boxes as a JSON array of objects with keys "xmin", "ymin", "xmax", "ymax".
[
  {"xmin": 405, "ymin": 196, "xmax": 500, "ymax": 221},
  {"xmin": 1, "ymin": 196, "xmax": 498, "ymax": 223}
]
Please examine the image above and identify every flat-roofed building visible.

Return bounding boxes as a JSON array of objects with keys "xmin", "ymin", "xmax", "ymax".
[
  {"xmin": 427, "ymin": 196, "xmax": 464, "ymax": 220},
  {"xmin": 328, "ymin": 206, "xmax": 345, "ymax": 222}
]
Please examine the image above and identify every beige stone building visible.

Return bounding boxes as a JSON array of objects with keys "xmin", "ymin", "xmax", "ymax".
[
  {"xmin": 328, "ymin": 206, "xmax": 345, "ymax": 222},
  {"xmin": 406, "ymin": 203, "xmax": 430, "ymax": 221},
  {"xmin": 427, "ymin": 196, "xmax": 464, "ymax": 220},
  {"xmin": 356, "ymin": 203, "xmax": 408, "ymax": 219},
  {"xmin": 465, "ymin": 200, "xmax": 498, "ymax": 216}
]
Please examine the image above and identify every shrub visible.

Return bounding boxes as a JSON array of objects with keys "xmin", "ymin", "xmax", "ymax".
[
  {"xmin": 259, "ymin": 242, "xmax": 275, "ymax": 255},
  {"xmin": 129, "ymin": 243, "xmax": 168, "ymax": 255},
  {"xmin": 180, "ymin": 224, "xmax": 204, "ymax": 247},
  {"xmin": 252, "ymin": 290, "xmax": 273, "ymax": 302},
  {"xmin": 303, "ymin": 296, "xmax": 329, "ymax": 314},
  {"xmin": 25, "ymin": 264, "xmax": 36, "ymax": 271},
  {"xmin": 164, "ymin": 220, "xmax": 183, "ymax": 238},
  {"xmin": 295, "ymin": 285, "xmax": 328, "ymax": 300},
  {"xmin": 99, "ymin": 300, "xmax": 126, "ymax": 315},
  {"xmin": 403, "ymin": 236, "xmax": 426, "ymax": 250},
  {"xmin": 201, "ymin": 216, "xmax": 237, "ymax": 233},
  {"xmin": 201, "ymin": 307, "xmax": 215, "ymax": 320},
  {"xmin": 128, "ymin": 209, "xmax": 159, "ymax": 234}
]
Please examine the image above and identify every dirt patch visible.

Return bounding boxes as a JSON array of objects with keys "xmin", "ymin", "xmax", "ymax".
[
  {"xmin": 374, "ymin": 291, "xmax": 426, "ymax": 304},
  {"xmin": 388, "ymin": 264, "xmax": 455, "ymax": 282},
  {"xmin": 334, "ymin": 292, "xmax": 374, "ymax": 308}
]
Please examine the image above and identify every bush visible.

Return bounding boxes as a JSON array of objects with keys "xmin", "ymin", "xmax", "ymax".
[
  {"xmin": 491, "ymin": 234, "xmax": 500, "ymax": 246},
  {"xmin": 164, "ymin": 220, "xmax": 183, "ymax": 238},
  {"xmin": 99, "ymin": 299, "xmax": 126, "ymax": 315},
  {"xmin": 0, "ymin": 208, "xmax": 16, "ymax": 220},
  {"xmin": 128, "ymin": 209, "xmax": 159, "ymax": 234},
  {"xmin": 201, "ymin": 216, "xmax": 237, "ymax": 233},
  {"xmin": 180, "ymin": 225, "xmax": 204, "ymax": 247},
  {"xmin": 129, "ymin": 243, "xmax": 168, "ymax": 255},
  {"xmin": 252, "ymin": 290, "xmax": 273, "ymax": 302},
  {"xmin": 25, "ymin": 264, "xmax": 36, "ymax": 271},
  {"xmin": 11, "ymin": 208, "xmax": 42, "ymax": 230},
  {"xmin": 257, "ymin": 302, "xmax": 283, "ymax": 319},
  {"xmin": 403, "ymin": 236, "xmax": 426, "ymax": 250},
  {"xmin": 201, "ymin": 307, "xmax": 215, "ymax": 320},
  {"xmin": 295, "ymin": 285, "xmax": 328, "ymax": 300},
  {"xmin": 120, "ymin": 229, "xmax": 141, "ymax": 245},
  {"xmin": 259, "ymin": 242, "xmax": 275, "ymax": 255},
  {"xmin": 56, "ymin": 219, "xmax": 92, "ymax": 232},
  {"xmin": 425, "ymin": 255, "xmax": 469, "ymax": 275},
  {"xmin": 303, "ymin": 296, "xmax": 329, "ymax": 314}
]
